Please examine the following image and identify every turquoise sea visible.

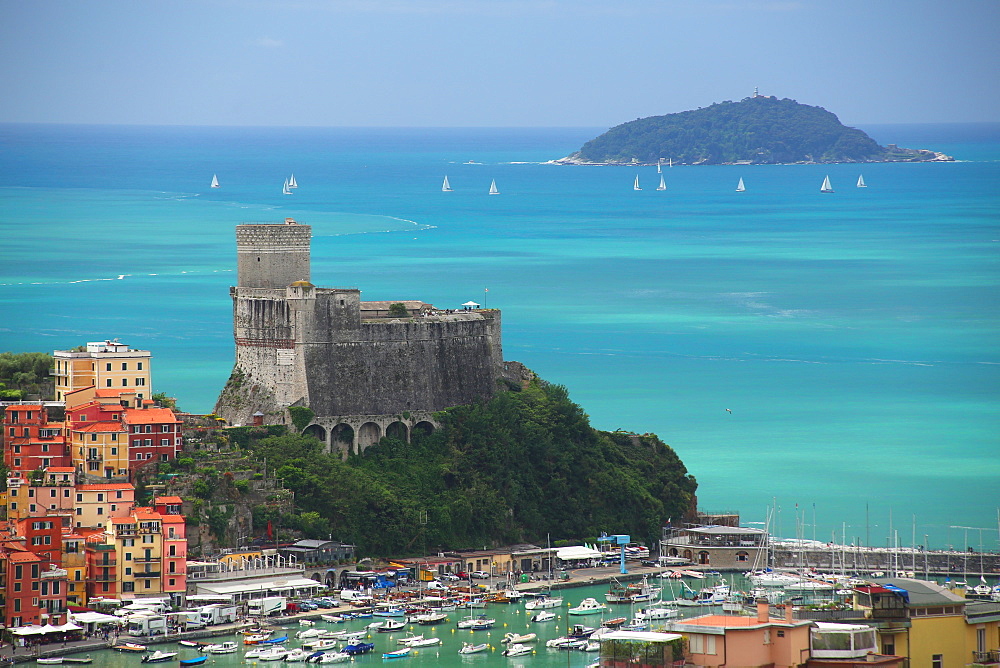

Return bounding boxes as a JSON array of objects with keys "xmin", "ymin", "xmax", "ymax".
[{"xmin": 0, "ymin": 123, "xmax": 998, "ymax": 551}]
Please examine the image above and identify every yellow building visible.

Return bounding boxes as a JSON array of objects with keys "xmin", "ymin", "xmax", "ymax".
[
  {"xmin": 70, "ymin": 421, "xmax": 129, "ymax": 480},
  {"xmin": 73, "ymin": 483, "xmax": 135, "ymax": 529},
  {"xmin": 52, "ymin": 339, "xmax": 152, "ymax": 402},
  {"xmin": 63, "ymin": 531, "xmax": 88, "ymax": 606},
  {"xmin": 109, "ymin": 509, "xmax": 165, "ymax": 599},
  {"xmin": 854, "ymin": 577, "xmax": 999, "ymax": 668}
]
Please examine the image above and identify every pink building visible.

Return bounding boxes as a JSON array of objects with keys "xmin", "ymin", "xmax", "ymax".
[{"xmin": 665, "ymin": 601, "xmax": 813, "ymax": 667}]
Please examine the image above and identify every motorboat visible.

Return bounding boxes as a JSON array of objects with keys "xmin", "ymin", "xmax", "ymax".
[
  {"xmin": 321, "ymin": 614, "xmax": 345, "ymax": 623},
  {"xmin": 141, "ymin": 650, "xmax": 178, "ymax": 663},
  {"xmin": 284, "ymin": 648, "xmax": 311, "ymax": 662},
  {"xmin": 396, "ymin": 633, "xmax": 424, "ymax": 646},
  {"xmin": 302, "ymin": 638, "xmax": 340, "ymax": 651},
  {"xmin": 568, "ymin": 597, "xmax": 607, "ymax": 615},
  {"xmin": 501, "ymin": 643, "xmax": 532, "ymax": 657},
  {"xmin": 343, "ymin": 642, "xmax": 375, "ymax": 656},
  {"xmin": 413, "ymin": 611, "xmax": 448, "ymax": 625},
  {"xmin": 314, "ymin": 652, "xmax": 351, "ymax": 663},
  {"xmin": 502, "ymin": 632, "xmax": 536, "ymax": 644},
  {"xmin": 179, "ymin": 659, "xmax": 208, "ymax": 667},
  {"xmin": 457, "ymin": 614, "xmax": 495, "ymax": 629},
  {"xmin": 459, "ymin": 642, "xmax": 489, "ymax": 654},
  {"xmin": 256, "ymin": 647, "xmax": 290, "ymax": 661},
  {"xmin": 376, "ymin": 619, "xmax": 407, "ymax": 632},
  {"xmin": 530, "ymin": 610, "xmax": 556, "ymax": 622},
  {"xmin": 568, "ymin": 624, "xmax": 596, "ymax": 638},
  {"xmin": 205, "ymin": 641, "xmax": 239, "ymax": 654},
  {"xmin": 407, "ymin": 637, "xmax": 441, "ymax": 647},
  {"xmin": 524, "ymin": 594, "xmax": 563, "ymax": 610}
]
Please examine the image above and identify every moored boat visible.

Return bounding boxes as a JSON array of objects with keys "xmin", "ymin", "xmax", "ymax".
[
  {"xmin": 530, "ymin": 610, "xmax": 556, "ymax": 622},
  {"xmin": 458, "ymin": 642, "xmax": 489, "ymax": 654},
  {"xmin": 383, "ymin": 647, "xmax": 411, "ymax": 659},
  {"xmin": 568, "ymin": 597, "xmax": 607, "ymax": 615},
  {"xmin": 112, "ymin": 643, "xmax": 147, "ymax": 653},
  {"xmin": 501, "ymin": 643, "xmax": 532, "ymax": 657},
  {"xmin": 140, "ymin": 650, "xmax": 177, "ymax": 663},
  {"xmin": 205, "ymin": 641, "xmax": 239, "ymax": 654},
  {"xmin": 502, "ymin": 632, "xmax": 536, "ymax": 644},
  {"xmin": 179, "ymin": 658, "xmax": 208, "ymax": 667}
]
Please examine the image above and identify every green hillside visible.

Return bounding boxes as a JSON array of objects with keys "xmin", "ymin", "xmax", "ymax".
[
  {"xmin": 242, "ymin": 379, "xmax": 697, "ymax": 556},
  {"xmin": 563, "ymin": 96, "xmax": 949, "ymax": 165}
]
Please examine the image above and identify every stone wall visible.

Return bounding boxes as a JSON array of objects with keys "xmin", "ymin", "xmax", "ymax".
[{"xmin": 216, "ymin": 223, "xmax": 508, "ymax": 429}]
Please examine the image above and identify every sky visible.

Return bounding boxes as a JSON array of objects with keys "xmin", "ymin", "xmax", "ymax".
[{"xmin": 1, "ymin": 0, "xmax": 998, "ymax": 127}]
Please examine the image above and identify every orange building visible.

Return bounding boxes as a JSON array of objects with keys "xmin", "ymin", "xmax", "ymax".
[{"xmin": 665, "ymin": 601, "xmax": 813, "ymax": 667}]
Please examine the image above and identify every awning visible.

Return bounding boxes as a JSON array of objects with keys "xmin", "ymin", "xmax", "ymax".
[
  {"xmin": 10, "ymin": 623, "xmax": 81, "ymax": 635},
  {"xmin": 461, "ymin": 301, "xmax": 480, "ymax": 307},
  {"xmin": 70, "ymin": 612, "xmax": 121, "ymax": 625},
  {"xmin": 556, "ymin": 546, "xmax": 602, "ymax": 561},
  {"xmin": 198, "ymin": 576, "xmax": 324, "ymax": 596}
]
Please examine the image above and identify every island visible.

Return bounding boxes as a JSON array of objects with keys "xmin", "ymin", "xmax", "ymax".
[{"xmin": 555, "ymin": 92, "xmax": 953, "ymax": 166}]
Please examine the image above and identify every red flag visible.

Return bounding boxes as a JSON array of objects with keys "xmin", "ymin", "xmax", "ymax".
[{"xmin": 266, "ymin": 520, "xmax": 273, "ymax": 539}]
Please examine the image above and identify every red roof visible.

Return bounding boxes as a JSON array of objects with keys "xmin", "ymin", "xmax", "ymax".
[
  {"xmin": 133, "ymin": 508, "xmax": 161, "ymax": 519},
  {"xmin": 45, "ymin": 467, "xmax": 76, "ymax": 473},
  {"xmin": 8, "ymin": 551, "xmax": 42, "ymax": 563},
  {"xmin": 74, "ymin": 421, "xmax": 125, "ymax": 433},
  {"xmin": 125, "ymin": 408, "xmax": 180, "ymax": 424},
  {"xmin": 6, "ymin": 404, "xmax": 43, "ymax": 411},
  {"xmin": 154, "ymin": 496, "xmax": 183, "ymax": 505},
  {"xmin": 160, "ymin": 514, "xmax": 185, "ymax": 523},
  {"xmin": 95, "ymin": 389, "xmax": 135, "ymax": 398},
  {"xmin": 77, "ymin": 483, "xmax": 133, "ymax": 491}
]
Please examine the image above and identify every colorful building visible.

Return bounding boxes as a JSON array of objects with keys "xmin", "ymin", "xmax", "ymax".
[
  {"xmin": 125, "ymin": 406, "xmax": 182, "ymax": 473},
  {"xmin": 154, "ymin": 496, "xmax": 187, "ymax": 606},
  {"xmin": 52, "ymin": 339, "xmax": 153, "ymax": 402},
  {"xmin": 664, "ymin": 601, "xmax": 814, "ymax": 667},
  {"xmin": 2, "ymin": 404, "xmax": 70, "ymax": 476},
  {"xmin": 73, "ymin": 483, "xmax": 135, "ymax": 529},
  {"xmin": 5, "ymin": 467, "xmax": 77, "ymax": 522}
]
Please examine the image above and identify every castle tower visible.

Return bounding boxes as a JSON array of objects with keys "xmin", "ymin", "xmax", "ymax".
[{"xmin": 236, "ymin": 219, "xmax": 311, "ymax": 288}]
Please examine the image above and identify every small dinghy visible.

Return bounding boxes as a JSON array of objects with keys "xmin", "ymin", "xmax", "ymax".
[
  {"xmin": 458, "ymin": 642, "xmax": 490, "ymax": 654},
  {"xmin": 382, "ymin": 647, "xmax": 412, "ymax": 659}
]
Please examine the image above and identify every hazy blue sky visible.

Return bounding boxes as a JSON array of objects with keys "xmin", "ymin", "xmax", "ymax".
[{"xmin": 2, "ymin": 0, "xmax": 998, "ymax": 127}]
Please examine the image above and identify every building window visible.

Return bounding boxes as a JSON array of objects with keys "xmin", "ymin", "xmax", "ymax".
[
  {"xmin": 122, "ymin": 363, "xmax": 128, "ymax": 371},
  {"xmin": 111, "ymin": 447, "xmax": 117, "ymax": 456},
  {"xmin": 136, "ymin": 378, "xmax": 145, "ymax": 386},
  {"xmin": 932, "ymin": 656, "xmax": 943, "ymax": 668},
  {"xmin": 138, "ymin": 362, "xmax": 143, "ymax": 370},
  {"xmin": 106, "ymin": 363, "xmax": 112, "ymax": 371},
  {"xmin": 122, "ymin": 378, "xmax": 128, "ymax": 386},
  {"xmin": 116, "ymin": 491, "xmax": 123, "ymax": 499},
  {"xmin": 106, "ymin": 379, "xmax": 112, "ymax": 387}
]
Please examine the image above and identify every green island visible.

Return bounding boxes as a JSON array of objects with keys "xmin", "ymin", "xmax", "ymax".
[{"xmin": 556, "ymin": 94, "xmax": 953, "ymax": 165}]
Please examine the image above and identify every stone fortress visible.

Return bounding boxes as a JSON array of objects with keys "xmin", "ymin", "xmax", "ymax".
[{"xmin": 215, "ymin": 220, "xmax": 523, "ymax": 454}]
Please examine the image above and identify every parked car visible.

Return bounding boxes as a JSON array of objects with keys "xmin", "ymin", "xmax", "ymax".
[
  {"xmin": 441, "ymin": 573, "xmax": 461, "ymax": 582},
  {"xmin": 470, "ymin": 571, "xmax": 491, "ymax": 579}
]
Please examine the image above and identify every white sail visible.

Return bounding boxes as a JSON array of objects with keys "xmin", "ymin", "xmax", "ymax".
[
  {"xmin": 657, "ymin": 161, "xmax": 662, "ymax": 174},
  {"xmin": 488, "ymin": 179, "xmax": 499, "ymax": 195},
  {"xmin": 669, "ymin": 158, "xmax": 672, "ymax": 168},
  {"xmin": 288, "ymin": 174, "xmax": 298, "ymax": 189},
  {"xmin": 821, "ymin": 175, "xmax": 834, "ymax": 193},
  {"xmin": 656, "ymin": 175, "xmax": 666, "ymax": 191},
  {"xmin": 634, "ymin": 175, "xmax": 641, "ymax": 191},
  {"xmin": 283, "ymin": 179, "xmax": 292, "ymax": 195},
  {"xmin": 210, "ymin": 174, "xmax": 220, "ymax": 188},
  {"xmin": 736, "ymin": 177, "xmax": 745, "ymax": 192},
  {"xmin": 442, "ymin": 175, "xmax": 453, "ymax": 192},
  {"xmin": 857, "ymin": 174, "xmax": 866, "ymax": 188}
]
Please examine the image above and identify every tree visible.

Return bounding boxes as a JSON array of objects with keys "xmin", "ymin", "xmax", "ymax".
[{"xmin": 388, "ymin": 303, "xmax": 408, "ymax": 317}]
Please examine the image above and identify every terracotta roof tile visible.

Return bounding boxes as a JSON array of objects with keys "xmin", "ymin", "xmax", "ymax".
[{"xmin": 124, "ymin": 408, "xmax": 180, "ymax": 424}]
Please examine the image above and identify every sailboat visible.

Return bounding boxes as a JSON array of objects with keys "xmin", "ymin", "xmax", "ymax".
[
  {"xmin": 282, "ymin": 179, "xmax": 293, "ymax": 195},
  {"xmin": 820, "ymin": 175, "xmax": 834, "ymax": 193},
  {"xmin": 441, "ymin": 175, "xmax": 453, "ymax": 192},
  {"xmin": 669, "ymin": 158, "xmax": 673, "ymax": 168},
  {"xmin": 210, "ymin": 174, "xmax": 220, "ymax": 189},
  {"xmin": 633, "ymin": 175, "xmax": 641, "ymax": 191},
  {"xmin": 525, "ymin": 536, "xmax": 563, "ymax": 610},
  {"xmin": 857, "ymin": 174, "xmax": 867, "ymax": 188},
  {"xmin": 288, "ymin": 174, "xmax": 298, "ymax": 189},
  {"xmin": 656, "ymin": 175, "xmax": 666, "ymax": 191},
  {"xmin": 488, "ymin": 179, "xmax": 499, "ymax": 195},
  {"xmin": 657, "ymin": 160, "xmax": 662, "ymax": 174},
  {"xmin": 736, "ymin": 177, "xmax": 746, "ymax": 192}
]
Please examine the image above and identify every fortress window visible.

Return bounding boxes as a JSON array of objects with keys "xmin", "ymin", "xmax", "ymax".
[{"xmin": 257, "ymin": 257, "xmax": 260, "ymax": 262}]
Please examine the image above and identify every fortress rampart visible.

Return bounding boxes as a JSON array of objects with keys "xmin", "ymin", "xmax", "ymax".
[{"xmin": 216, "ymin": 221, "xmax": 510, "ymax": 454}]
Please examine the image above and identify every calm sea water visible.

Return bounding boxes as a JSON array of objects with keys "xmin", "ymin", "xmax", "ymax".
[{"xmin": 1, "ymin": 123, "xmax": 997, "ymax": 551}]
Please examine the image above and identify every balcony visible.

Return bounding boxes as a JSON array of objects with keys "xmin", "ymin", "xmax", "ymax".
[
  {"xmin": 133, "ymin": 557, "xmax": 160, "ymax": 564},
  {"xmin": 135, "ymin": 571, "xmax": 161, "ymax": 578},
  {"xmin": 87, "ymin": 574, "xmax": 116, "ymax": 582},
  {"xmin": 973, "ymin": 650, "xmax": 1000, "ymax": 665},
  {"xmin": 92, "ymin": 559, "xmax": 117, "ymax": 567}
]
